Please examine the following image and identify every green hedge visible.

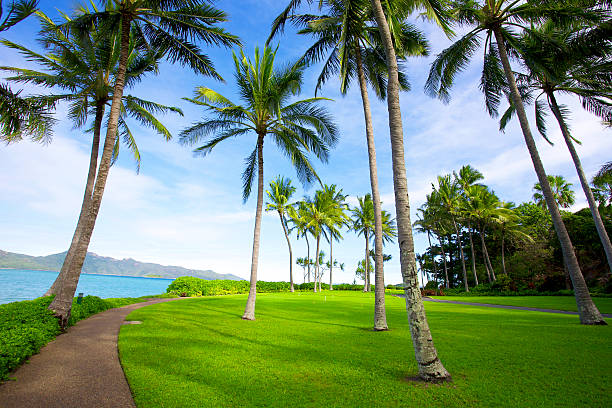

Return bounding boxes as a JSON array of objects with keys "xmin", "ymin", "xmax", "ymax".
[
  {"xmin": 0, "ymin": 295, "xmax": 152, "ymax": 381},
  {"xmin": 167, "ymin": 277, "xmax": 369, "ymax": 296}
]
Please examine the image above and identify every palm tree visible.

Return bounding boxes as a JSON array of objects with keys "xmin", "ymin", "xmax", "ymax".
[
  {"xmin": 290, "ymin": 201, "xmax": 314, "ymax": 282},
  {"xmin": 493, "ymin": 202, "xmax": 532, "ymax": 275},
  {"xmin": 455, "ymin": 165, "xmax": 484, "ymax": 286},
  {"xmin": 33, "ymin": 0, "xmax": 239, "ymax": 326},
  {"xmin": 533, "ymin": 175, "xmax": 575, "ymax": 209},
  {"xmin": 0, "ymin": 0, "xmax": 54, "ymax": 142},
  {"xmin": 593, "ymin": 162, "xmax": 612, "ymax": 206},
  {"xmin": 266, "ymin": 176, "xmax": 297, "ymax": 292},
  {"xmin": 2, "ymin": 10, "xmax": 183, "ymax": 300},
  {"xmin": 351, "ymin": 193, "xmax": 397, "ymax": 293},
  {"xmin": 181, "ymin": 47, "xmax": 338, "ymax": 319},
  {"xmin": 269, "ymin": 0, "xmax": 427, "ymax": 331},
  {"xmin": 318, "ymin": 184, "xmax": 349, "ymax": 291},
  {"xmin": 367, "ymin": 0, "xmax": 454, "ymax": 381},
  {"xmin": 425, "ymin": 0, "xmax": 606, "ymax": 325},
  {"xmin": 434, "ymin": 175, "xmax": 469, "ymax": 291},
  {"xmin": 414, "ymin": 209, "xmax": 440, "ymax": 284}
]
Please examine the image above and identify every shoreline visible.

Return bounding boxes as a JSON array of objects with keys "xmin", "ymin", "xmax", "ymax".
[{"xmin": 0, "ymin": 268, "xmax": 174, "ymax": 280}]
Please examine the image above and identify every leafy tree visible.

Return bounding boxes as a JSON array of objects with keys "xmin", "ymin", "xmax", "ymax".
[
  {"xmin": 266, "ymin": 176, "xmax": 297, "ymax": 291},
  {"xmin": 2, "ymin": 10, "xmax": 182, "ymax": 300},
  {"xmin": 35, "ymin": 0, "xmax": 240, "ymax": 327},
  {"xmin": 182, "ymin": 47, "xmax": 338, "ymax": 318},
  {"xmin": 318, "ymin": 184, "xmax": 349, "ymax": 291},
  {"xmin": 425, "ymin": 0, "xmax": 606, "ymax": 325},
  {"xmin": 533, "ymin": 175, "xmax": 575, "ymax": 209},
  {"xmin": 0, "ymin": 0, "xmax": 54, "ymax": 141}
]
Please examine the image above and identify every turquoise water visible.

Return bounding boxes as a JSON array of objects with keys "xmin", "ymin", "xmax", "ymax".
[{"xmin": 0, "ymin": 269, "xmax": 174, "ymax": 304}]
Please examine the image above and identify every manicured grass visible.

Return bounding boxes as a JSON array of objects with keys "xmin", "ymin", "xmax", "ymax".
[
  {"xmin": 432, "ymin": 296, "xmax": 612, "ymax": 314},
  {"xmin": 119, "ymin": 291, "xmax": 611, "ymax": 408}
]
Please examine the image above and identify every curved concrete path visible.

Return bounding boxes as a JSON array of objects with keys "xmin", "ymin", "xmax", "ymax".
[
  {"xmin": 0, "ymin": 297, "xmax": 184, "ymax": 408},
  {"xmin": 422, "ymin": 297, "xmax": 612, "ymax": 318}
]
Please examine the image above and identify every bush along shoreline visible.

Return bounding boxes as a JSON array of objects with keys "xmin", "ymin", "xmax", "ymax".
[{"xmin": 0, "ymin": 294, "xmax": 165, "ymax": 381}]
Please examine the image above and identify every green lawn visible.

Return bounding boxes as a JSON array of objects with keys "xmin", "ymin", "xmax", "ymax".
[
  {"xmin": 119, "ymin": 292, "xmax": 611, "ymax": 408},
  {"xmin": 431, "ymin": 296, "xmax": 612, "ymax": 314}
]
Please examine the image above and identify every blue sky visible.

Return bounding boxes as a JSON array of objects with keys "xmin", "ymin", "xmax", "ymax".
[{"xmin": 0, "ymin": 0, "xmax": 610, "ymax": 285}]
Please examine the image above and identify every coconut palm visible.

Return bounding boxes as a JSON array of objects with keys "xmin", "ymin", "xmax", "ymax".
[
  {"xmin": 425, "ymin": 0, "xmax": 606, "ymax": 325},
  {"xmin": 0, "ymin": 0, "xmax": 55, "ymax": 142},
  {"xmin": 319, "ymin": 184, "xmax": 349, "ymax": 291},
  {"xmin": 181, "ymin": 46, "xmax": 338, "ymax": 319},
  {"xmin": 414, "ymin": 209, "xmax": 440, "ymax": 284},
  {"xmin": 454, "ymin": 165, "xmax": 484, "ymax": 285},
  {"xmin": 266, "ymin": 176, "xmax": 297, "ymax": 292},
  {"xmin": 2, "ymin": 10, "xmax": 183, "ymax": 300},
  {"xmin": 593, "ymin": 162, "xmax": 612, "ymax": 206},
  {"xmin": 433, "ymin": 175, "xmax": 469, "ymax": 291},
  {"xmin": 270, "ymin": 0, "xmax": 427, "ymax": 331},
  {"xmin": 33, "ymin": 0, "xmax": 239, "ymax": 326},
  {"xmin": 351, "ymin": 193, "xmax": 397, "ymax": 293},
  {"xmin": 493, "ymin": 202, "xmax": 532, "ymax": 275},
  {"xmin": 367, "ymin": 0, "xmax": 454, "ymax": 381},
  {"xmin": 497, "ymin": 20, "xmax": 612, "ymax": 273},
  {"xmin": 533, "ymin": 175, "xmax": 575, "ymax": 209},
  {"xmin": 290, "ymin": 202, "xmax": 314, "ymax": 282}
]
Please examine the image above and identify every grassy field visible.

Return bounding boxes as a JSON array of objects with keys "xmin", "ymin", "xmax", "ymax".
[
  {"xmin": 119, "ymin": 292, "xmax": 611, "ymax": 408},
  {"xmin": 431, "ymin": 296, "xmax": 612, "ymax": 314}
]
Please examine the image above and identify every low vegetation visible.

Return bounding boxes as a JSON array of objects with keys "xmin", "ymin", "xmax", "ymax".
[
  {"xmin": 432, "ymin": 296, "xmax": 612, "ymax": 314},
  {"xmin": 120, "ymin": 292, "xmax": 610, "ymax": 407},
  {"xmin": 0, "ymin": 294, "xmax": 165, "ymax": 380}
]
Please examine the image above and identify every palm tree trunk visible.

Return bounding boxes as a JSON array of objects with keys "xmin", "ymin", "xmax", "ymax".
[
  {"xmin": 427, "ymin": 232, "xmax": 438, "ymax": 279},
  {"xmin": 481, "ymin": 227, "xmax": 496, "ymax": 281},
  {"xmin": 279, "ymin": 212, "xmax": 294, "ymax": 292},
  {"xmin": 479, "ymin": 225, "xmax": 492, "ymax": 283},
  {"xmin": 446, "ymin": 234, "xmax": 454, "ymax": 286},
  {"xmin": 314, "ymin": 235, "xmax": 320, "ymax": 293},
  {"xmin": 468, "ymin": 225, "xmax": 479, "ymax": 286},
  {"xmin": 329, "ymin": 234, "xmax": 333, "ymax": 290},
  {"xmin": 548, "ymin": 91, "xmax": 612, "ymax": 274},
  {"xmin": 453, "ymin": 219, "xmax": 469, "ymax": 292},
  {"xmin": 364, "ymin": 230, "xmax": 370, "ymax": 292},
  {"xmin": 44, "ymin": 101, "xmax": 105, "ymax": 297},
  {"xmin": 242, "ymin": 134, "xmax": 265, "ymax": 320},
  {"xmin": 48, "ymin": 17, "xmax": 132, "ymax": 328},
  {"xmin": 494, "ymin": 27, "xmax": 605, "ymax": 325},
  {"xmin": 501, "ymin": 230, "xmax": 507, "ymax": 275},
  {"xmin": 355, "ymin": 46, "xmax": 387, "ymax": 328},
  {"xmin": 437, "ymin": 234, "xmax": 449, "ymax": 289},
  {"xmin": 370, "ymin": 0, "xmax": 451, "ymax": 381},
  {"xmin": 306, "ymin": 234, "xmax": 311, "ymax": 283}
]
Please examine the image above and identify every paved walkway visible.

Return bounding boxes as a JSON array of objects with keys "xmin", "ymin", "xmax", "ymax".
[
  {"xmin": 0, "ymin": 297, "xmax": 184, "ymax": 408},
  {"xmin": 422, "ymin": 297, "xmax": 612, "ymax": 318}
]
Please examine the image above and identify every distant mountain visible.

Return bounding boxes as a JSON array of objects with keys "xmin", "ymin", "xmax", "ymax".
[{"xmin": 0, "ymin": 249, "xmax": 243, "ymax": 281}]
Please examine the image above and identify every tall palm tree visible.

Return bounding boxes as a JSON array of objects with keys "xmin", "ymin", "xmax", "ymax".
[
  {"xmin": 0, "ymin": 0, "xmax": 54, "ymax": 142},
  {"xmin": 289, "ymin": 201, "xmax": 313, "ymax": 282},
  {"xmin": 455, "ymin": 165, "xmax": 484, "ymax": 285},
  {"xmin": 425, "ymin": 0, "xmax": 606, "ymax": 325},
  {"xmin": 181, "ymin": 47, "xmax": 338, "ymax": 319},
  {"xmin": 2, "ymin": 10, "xmax": 182, "ymax": 300},
  {"xmin": 493, "ymin": 202, "xmax": 532, "ymax": 275},
  {"xmin": 266, "ymin": 176, "xmax": 297, "ymax": 292},
  {"xmin": 414, "ymin": 208, "xmax": 440, "ymax": 284},
  {"xmin": 533, "ymin": 175, "xmax": 575, "ymax": 209},
  {"xmin": 269, "ymin": 0, "xmax": 428, "ymax": 331},
  {"xmin": 498, "ymin": 19, "xmax": 612, "ymax": 272},
  {"xmin": 319, "ymin": 184, "xmax": 349, "ymax": 291},
  {"xmin": 351, "ymin": 193, "xmax": 397, "ymax": 293},
  {"xmin": 593, "ymin": 161, "xmax": 612, "ymax": 206},
  {"xmin": 36, "ymin": 0, "xmax": 240, "ymax": 326},
  {"xmin": 434, "ymin": 175, "xmax": 469, "ymax": 291},
  {"xmin": 368, "ymin": 0, "xmax": 454, "ymax": 382}
]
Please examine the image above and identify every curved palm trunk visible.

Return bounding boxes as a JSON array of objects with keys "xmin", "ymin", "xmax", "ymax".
[
  {"xmin": 356, "ymin": 45, "xmax": 387, "ymax": 329},
  {"xmin": 329, "ymin": 234, "xmax": 333, "ymax": 290},
  {"xmin": 446, "ymin": 234, "xmax": 454, "ymax": 286},
  {"xmin": 305, "ymin": 234, "xmax": 311, "ymax": 283},
  {"xmin": 468, "ymin": 225, "xmax": 479, "ymax": 285},
  {"xmin": 494, "ymin": 27, "xmax": 605, "ymax": 325},
  {"xmin": 371, "ymin": 0, "xmax": 451, "ymax": 381},
  {"xmin": 242, "ymin": 134, "xmax": 265, "ymax": 320},
  {"xmin": 453, "ymin": 219, "xmax": 469, "ymax": 292},
  {"xmin": 481, "ymin": 227, "xmax": 496, "ymax": 281},
  {"xmin": 478, "ymin": 224, "xmax": 492, "ymax": 283},
  {"xmin": 48, "ymin": 18, "xmax": 132, "ymax": 328},
  {"xmin": 548, "ymin": 92, "xmax": 612, "ymax": 274},
  {"xmin": 314, "ymin": 234, "xmax": 320, "ymax": 293},
  {"xmin": 44, "ymin": 101, "xmax": 105, "ymax": 297},
  {"xmin": 436, "ymin": 234, "xmax": 450, "ymax": 289},
  {"xmin": 279, "ymin": 212, "xmax": 294, "ymax": 292}
]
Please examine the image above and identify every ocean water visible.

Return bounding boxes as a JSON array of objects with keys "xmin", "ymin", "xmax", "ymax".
[{"xmin": 0, "ymin": 269, "xmax": 174, "ymax": 304}]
